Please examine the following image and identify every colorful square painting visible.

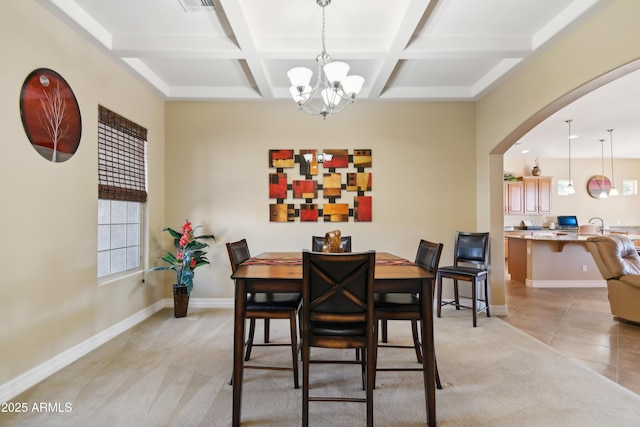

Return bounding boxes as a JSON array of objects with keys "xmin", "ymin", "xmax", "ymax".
[
  {"xmin": 323, "ymin": 173, "xmax": 342, "ymax": 198},
  {"xmin": 269, "ymin": 149, "xmax": 295, "ymax": 168},
  {"xmin": 269, "ymin": 173, "xmax": 288, "ymax": 198},
  {"xmin": 323, "ymin": 203, "xmax": 349, "ymax": 222},
  {"xmin": 347, "ymin": 173, "xmax": 372, "ymax": 192},
  {"xmin": 266, "ymin": 148, "xmax": 373, "ymax": 222},
  {"xmin": 299, "ymin": 149, "xmax": 318, "ymax": 175},
  {"xmin": 270, "ymin": 204, "xmax": 295, "ymax": 222},
  {"xmin": 323, "ymin": 149, "xmax": 349, "ymax": 168},
  {"xmin": 300, "ymin": 204, "xmax": 319, "ymax": 222},
  {"xmin": 354, "ymin": 196, "xmax": 372, "ymax": 222},
  {"xmin": 293, "ymin": 180, "xmax": 318, "ymax": 199},
  {"xmin": 353, "ymin": 149, "xmax": 372, "ymax": 168}
]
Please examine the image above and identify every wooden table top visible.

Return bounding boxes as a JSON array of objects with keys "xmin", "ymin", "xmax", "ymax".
[{"xmin": 231, "ymin": 251, "xmax": 433, "ymax": 280}]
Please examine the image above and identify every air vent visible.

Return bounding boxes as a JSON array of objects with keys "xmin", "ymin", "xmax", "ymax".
[{"xmin": 178, "ymin": 0, "xmax": 214, "ymax": 13}]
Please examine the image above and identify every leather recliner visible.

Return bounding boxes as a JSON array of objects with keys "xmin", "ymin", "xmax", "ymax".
[{"xmin": 585, "ymin": 234, "xmax": 640, "ymax": 324}]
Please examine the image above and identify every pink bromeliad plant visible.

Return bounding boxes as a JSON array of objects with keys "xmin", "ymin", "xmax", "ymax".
[{"xmin": 149, "ymin": 220, "xmax": 215, "ymax": 294}]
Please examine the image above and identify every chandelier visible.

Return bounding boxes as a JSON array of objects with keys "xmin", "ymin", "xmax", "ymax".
[{"xmin": 286, "ymin": 0, "xmax": 364, "ymax": 119}]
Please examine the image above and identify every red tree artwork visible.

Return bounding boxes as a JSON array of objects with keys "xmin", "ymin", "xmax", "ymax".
[{"xmin": 20, "ymin": 68, "xmax": 82, "ymax": 163}]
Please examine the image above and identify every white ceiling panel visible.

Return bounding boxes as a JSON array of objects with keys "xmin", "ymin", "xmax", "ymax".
[{"xmin": 39, "ymin": 0, "xmax": 640, "ymax": 158}]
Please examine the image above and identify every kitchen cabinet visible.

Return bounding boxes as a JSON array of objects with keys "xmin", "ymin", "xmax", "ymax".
[
  {"xmin": 523, "ymin": 176, "xmax": 552, "ymax": 214},
  {"xmin": 504, "ymin": 181, "xmax": 524, "ymax": 214}
]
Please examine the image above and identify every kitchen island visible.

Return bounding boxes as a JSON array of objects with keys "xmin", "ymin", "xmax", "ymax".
[{"xmin": 506, "ymin": 231, "xmax": 640, "ymax": 288}]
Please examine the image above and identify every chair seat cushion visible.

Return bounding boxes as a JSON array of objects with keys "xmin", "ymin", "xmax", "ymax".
[
  {"xmin": 374, "ymin": 293, "xmax": 419, "ymax": 311},
  {"xmin": 309, "ymin": 320, "xmax": 366, "ymax": 336},
  {"xmin": 247, "ymin": 293, "xmax": 301, "ymax": 310},
  {"xmin": 438, "ymin": 265, "xmax": 487, "ymax": 277}
]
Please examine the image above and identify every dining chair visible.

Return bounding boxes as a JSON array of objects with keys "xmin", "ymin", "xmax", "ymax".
[
  {"xmin": 226, "ymin": 239, "xmax": 302, "ymax": 388},
  {"xmin": 436, "ymin": 231, "xmax": 490, "ymax": 327},
  {"xmin": 301, "ymin": 250, "xmax": 376, "ymax": 427},
  {"xmin": 373, "ymin": 239, "xmax": 443, "ymax": 389},
  {"xmin": 311, "ymin": 234, "xmax": 352, "ymax": 252}
]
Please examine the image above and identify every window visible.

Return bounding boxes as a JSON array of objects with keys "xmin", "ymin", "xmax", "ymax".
[
  {"xmin": 622, "ymin": 180, "xmax": 637, "ymax": 196},
  {"xmin": 98, "ymin": 200, "xmax": 141, "ymax": 277},
  {"xmin": 97, "ymin": 106, "xmax": 147, "ymax": 278}
]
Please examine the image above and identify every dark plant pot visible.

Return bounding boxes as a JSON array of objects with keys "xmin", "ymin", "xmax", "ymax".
[
  {"xmin": 173, "ymin": 284, "xmax": 190, "ymax": 318},
  {"xmin": 532, "ymin": 165, "xmax": 541, "ymax": 176}
]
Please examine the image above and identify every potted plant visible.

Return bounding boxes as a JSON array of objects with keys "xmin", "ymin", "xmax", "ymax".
[{"xmin": 149, "ymin": 220, "xmax": 215, "ymax": 317}]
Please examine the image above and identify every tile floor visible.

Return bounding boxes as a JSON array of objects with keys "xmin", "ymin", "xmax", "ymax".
[{"xmin": 501, "ymin": 280, "xmax": 640, "ymax": 396}]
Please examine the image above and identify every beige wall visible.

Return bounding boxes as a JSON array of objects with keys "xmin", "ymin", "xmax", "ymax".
[
  {"xmin": 164, "ymin": 101, "xmax": 477, "ymax": 298},
  {"xmin": 0, "ymin": 0, "xmax": 165, "ymax": 386},
  {"xmin": 503, "ymin": 157, "xmax": 640, "ymax": 227}
]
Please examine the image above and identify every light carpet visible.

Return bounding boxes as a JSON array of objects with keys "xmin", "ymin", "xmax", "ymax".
[{"xmin": 2, "ymin": 306, "xmax": 639, "ymax": 427}]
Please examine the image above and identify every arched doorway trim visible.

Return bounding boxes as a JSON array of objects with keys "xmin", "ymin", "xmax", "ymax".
[{"xmin": 491, "ymin": 58, "xmax": 640, "ymax": 156}]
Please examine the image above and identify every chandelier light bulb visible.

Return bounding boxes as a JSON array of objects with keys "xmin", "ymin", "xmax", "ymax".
[
  {"xmin": 323, "ymin": 61, "xmax": 349, "ymax": 84},
  {"xmin": 342, "ymin": 75, "xmax": 364, "ymax": 96},
  {"xmin": 287, "ymin": 67, "xmax": 312, "ymax": 87}
]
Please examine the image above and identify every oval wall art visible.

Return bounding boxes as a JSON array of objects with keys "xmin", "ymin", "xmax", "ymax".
[{"xmin": 20, "ymin": 68, "xmax": 82, "ymax": 162}]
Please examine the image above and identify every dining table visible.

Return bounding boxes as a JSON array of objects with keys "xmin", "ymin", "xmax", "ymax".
[{"xmin": 230, "ymin": 251, "xmax": 437, "ymax": 426}]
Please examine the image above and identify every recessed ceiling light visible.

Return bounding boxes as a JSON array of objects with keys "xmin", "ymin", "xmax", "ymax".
[{"xmin": 521, "ymin": 149, "xmax": 530, "ymax": 154}]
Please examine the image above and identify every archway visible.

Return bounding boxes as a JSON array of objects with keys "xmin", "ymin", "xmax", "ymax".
[{"xmin": 489, "ymin": 58, "xmax": 640, "ymax": 315}]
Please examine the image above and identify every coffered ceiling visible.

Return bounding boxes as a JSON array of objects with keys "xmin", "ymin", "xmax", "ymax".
[{"xmin": 40, "ymin": 0, "xmax": 640, "ymax": 158}]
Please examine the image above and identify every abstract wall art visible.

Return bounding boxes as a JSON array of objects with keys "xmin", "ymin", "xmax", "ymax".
[{"xmin": 268, "ymin": 149, "xmax": 372, "ymax": 222}]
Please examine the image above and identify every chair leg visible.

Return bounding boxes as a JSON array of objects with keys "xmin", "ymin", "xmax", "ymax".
[
  {"xmin": 435, "ymin": 354, "xmax": 442, "ymax": 390},
  {"xmin": 410, "ymin": 320, "xmax": 423, "ymax": 364},
  {"xmin": 366, "ymin": 340, "xmax": 374, "ymax": 427},
  {"xmin": 264, "ymin": 319, "xmax": 270, "ymax": 343},
  {"xmin": 436, "ymin": 273, "xmax": 443, "ymax": 318},
  {"xmin": 289, "ymin": 312, "xmax": 300, "ymax": 389},
  {"xmin": 485, "ymin": 279, "xmax": 492, "ymax": 318},
  {"xmin": 372, "ymin": 317, "xmax": 379, "ymax": 389},
  {"xmin": 244, "ymin": 319, "xmax": 257, "ymax": 361},
  {"xmin": 381, "ymin": 319, "xmax": 388, "ymax": 343},
  {"xmin": 453, "ymin": 280, "xmax": 460, "ymax": 310},
  {"xmin": 472, "ymin": 280, "xmax": 477, "ymax": 327},
  {"xmin": 418, "ymin": 320, "xmax": 441, "ymax": 389},
  {"xmin": 361, "ymin": 346, "xmax": 366, "ymax": 391},
  {"xmin": 302, "ymin": 340, "xmax": 309, "ymax": 427}
]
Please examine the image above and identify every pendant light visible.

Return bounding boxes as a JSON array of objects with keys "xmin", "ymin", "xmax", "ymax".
[
  {"xmin": 565, "ymin": 120, "xmax": 576, "ymax": 195},
  {"xmin": 598, "ymin": 138, "xmax": 608, "ymax": 199},
  {"xmin": 608, "ymin": 129, "xmax": 619, "ymax": 196}
]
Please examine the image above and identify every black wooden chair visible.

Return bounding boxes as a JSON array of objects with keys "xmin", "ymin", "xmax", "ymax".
[
  {"xmin": 436, "ymin": 231, "xmax": 490, "ymax": 327},
  {"xmin": 311, "ymin": 235, "xmax": 352, "ymax": 252},
  {"xmin": 226, "ymin": 239, "xmax": 302, "ymax": 388},
  {"xmin": 374, "ymin": 239, "xmax": 444, "ymax": 389},
  {"xmin": 301, "ymin": 250, "xmax": 376, "ymax": 427}
]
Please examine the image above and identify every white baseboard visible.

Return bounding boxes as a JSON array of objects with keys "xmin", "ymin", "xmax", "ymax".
[
  {"xmin": 0, "ymin": 298, "xmax": 237, "ymax": 403},
  {"xmin": 178, "ymin": 297, "xmax": 234, "ymax": 308},
  {"xmin": 0, "ymin": 300, "xmax": 166, "ymax": 403},
  {"xmin": 525, "ymin": 279, "xmax": 606, "ymax": 288},
  {"xmin": 491, "ymin": 304, "xmax": 508, "ymax": 317}
]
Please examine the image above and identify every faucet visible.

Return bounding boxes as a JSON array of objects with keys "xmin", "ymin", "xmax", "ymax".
[{"xmin": 589, "ymin": 217, "xmax": 605, "ymax": 234}]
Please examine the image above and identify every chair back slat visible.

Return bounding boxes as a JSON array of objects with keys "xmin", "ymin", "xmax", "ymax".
[
  {"xmin": 454, "ymin": 232, "xmax": 489, "ymax": 267},
  {"xmin": 415, "ymin": 240, "xmax": 444, "ymax": 274},
  {"xmin": 303, "ymin": 251, "xmax": 375, "ymax": 321},
  {"xmin": 226, "ymin": 239, "xmax": 251, "ymax": 273}
]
